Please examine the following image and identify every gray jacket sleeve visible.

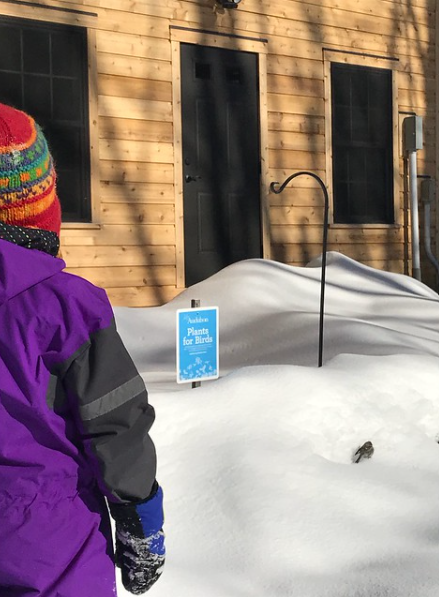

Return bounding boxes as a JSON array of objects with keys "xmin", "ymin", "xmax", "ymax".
[{"xmin": 62, "ymin": 318, "xmax": 157, "ymax": 504}]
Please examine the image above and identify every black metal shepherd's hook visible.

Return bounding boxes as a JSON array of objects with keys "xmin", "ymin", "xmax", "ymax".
[{"xmin": 270, "ymin": 172, "xmax": 329, "ymax": 367}]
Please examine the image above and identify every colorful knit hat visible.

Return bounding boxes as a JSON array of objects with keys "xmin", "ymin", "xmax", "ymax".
[{"xmin": 0, "ymin": 103, "xmax": 61, "ymax": 236}]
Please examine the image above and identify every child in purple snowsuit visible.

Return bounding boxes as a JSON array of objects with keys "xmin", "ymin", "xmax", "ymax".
[{"xmin": 0, "ymin": 103, "xmax": 165, "ymax": 596}]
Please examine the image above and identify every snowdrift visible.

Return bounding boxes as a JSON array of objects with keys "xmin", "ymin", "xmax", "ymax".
[
  {"xmin": 115, "ymin": 252, "xmax": 439, "ymax": 381},
  {"xmin": 112, "ymin": 254, "xmax": 439, "ymax": 597}
]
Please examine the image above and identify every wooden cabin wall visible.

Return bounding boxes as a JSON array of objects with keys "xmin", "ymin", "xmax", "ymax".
[{"xmin": 3, "ymin": 0, "xmax": 436, "ymax": 305}]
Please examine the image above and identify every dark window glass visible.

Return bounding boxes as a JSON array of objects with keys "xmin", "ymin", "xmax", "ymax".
[
  {"xmin": 52, "ymin": 30, "xmax": 83, "ymax": 77},
  {"xmin": 23, "ymin": 74, "xmax": 52, "ymax": 121},
  {"xmin": 53, "ymin": 79, "xmax": 81, "ymax": 121},
  {"xmin": 0, "ymin": 16, "xmax": 91, "ymax": 223},
  {"xmin": 0, "ymin": 25, "xmax": 21, "ymax": 71},
  {"xmin": 23, "ymin": 29, "xmax": 50, "ymax": 74},
  {"xmin": 331, "ymin": 63, "xmax": 393, "ymax": 224},
  {"xmin": 195, "ymin": 62, "xmax": 211, "ymax": 80},
  {"xmin": 0, "ymin": 72, "xmax": 22, "ymax": 105}
]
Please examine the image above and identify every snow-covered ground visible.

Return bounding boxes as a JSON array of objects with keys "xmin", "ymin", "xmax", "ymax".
[{"xmin": 115, "ymin": 253, "xmax": 439, "ymax": 597}]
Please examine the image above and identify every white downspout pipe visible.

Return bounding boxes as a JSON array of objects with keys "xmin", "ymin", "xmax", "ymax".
[
  {"xmin": 403, "ymin": 116, "xmax": 423, "ymax": 281},
  {"xmin": 408, "ymin": 153, "xmax": 421, "ymax": 281}
]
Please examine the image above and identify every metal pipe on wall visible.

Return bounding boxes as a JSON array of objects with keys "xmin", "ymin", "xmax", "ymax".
[
  {"xmin": 403, "ymin": 115, "xmax": 423, "ymax": 281},
  {"xmin": 408, "ymin": 152, "xmax": 421, "ymax": 281}
]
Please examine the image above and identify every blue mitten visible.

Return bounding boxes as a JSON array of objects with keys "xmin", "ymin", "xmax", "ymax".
[{"xmin": 109, "ymin": 483, "xmax": 165, "ymax": 595}]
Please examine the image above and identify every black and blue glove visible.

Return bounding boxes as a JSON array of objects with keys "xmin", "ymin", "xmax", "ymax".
[{"xmin": 109, "ymin": 483, "xmax": 165, "ymax": 595}]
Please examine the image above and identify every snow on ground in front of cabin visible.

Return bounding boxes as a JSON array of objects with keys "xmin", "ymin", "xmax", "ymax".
[{"xmin": 114, "ymin": 253, "xmax": 439, "ymax": 597}]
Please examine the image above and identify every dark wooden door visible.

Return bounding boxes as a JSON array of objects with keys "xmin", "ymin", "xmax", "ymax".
[{"xmin": 181, "ymin": 43, "xmax": 262, "ymax": 287}]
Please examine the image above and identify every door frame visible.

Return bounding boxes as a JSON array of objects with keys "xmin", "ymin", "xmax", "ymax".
[{"xmin": 170, "ymin": 26, "xmax": 270, "ymax": 289}]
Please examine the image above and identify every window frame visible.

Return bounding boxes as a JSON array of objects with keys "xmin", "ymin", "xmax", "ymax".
[
  {"xmin": 0, "ymin": 2, "xmax": 100, "ymax": 229},
  {"xmin": 324, "ymin": 50, "xmax": 400, "ymax": 228}
]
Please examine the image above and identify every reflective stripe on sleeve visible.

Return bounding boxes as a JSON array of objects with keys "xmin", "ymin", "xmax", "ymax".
[{"xmin": 79, "ymin": 374, "xmax": 146, "ymax": 421}]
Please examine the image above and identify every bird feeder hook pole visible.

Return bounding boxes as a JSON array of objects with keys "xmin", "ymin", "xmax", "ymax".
[{"xmin": 270, "ymin": 172, "xmax": 329, "ymax": 368}]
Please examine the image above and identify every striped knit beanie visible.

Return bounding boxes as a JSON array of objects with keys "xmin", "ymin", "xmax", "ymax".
[{"xmin": 0, "ymin": 103, "xmax": 61, "ymax": 236}]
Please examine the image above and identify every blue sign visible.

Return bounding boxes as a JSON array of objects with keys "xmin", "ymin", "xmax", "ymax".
[{"xmin": 176, "ymin": 307, "xmax": 219, "ymax": 384}]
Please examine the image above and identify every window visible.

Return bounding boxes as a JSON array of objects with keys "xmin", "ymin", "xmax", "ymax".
[
  {"xmin": 0, "ymin": 16, "xmax": 91, "ymax": 222},
  {"xmin": 331, "ymin": 63, "xmax": 394, "ymax": 224}
]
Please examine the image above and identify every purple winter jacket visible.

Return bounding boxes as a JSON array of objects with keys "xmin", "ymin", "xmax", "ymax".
[{"xmin": 0, "ymin": 236, "xmax": 157, "ymax": 597}]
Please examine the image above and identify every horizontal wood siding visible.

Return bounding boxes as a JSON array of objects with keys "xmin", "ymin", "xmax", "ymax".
[{"xmin": 4, "ymin": 0, "xmax": 435, "ymax": 304}]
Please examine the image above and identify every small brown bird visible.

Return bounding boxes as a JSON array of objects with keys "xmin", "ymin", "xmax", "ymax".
[{"xmin": 353, "ymin": 441, "xmax": 374, "ymax": 463}]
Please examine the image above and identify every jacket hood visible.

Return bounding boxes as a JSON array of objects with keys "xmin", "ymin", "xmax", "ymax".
[{"xmin": 0, "ymin": 238, "xmax": 65, "ymax": 306}]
